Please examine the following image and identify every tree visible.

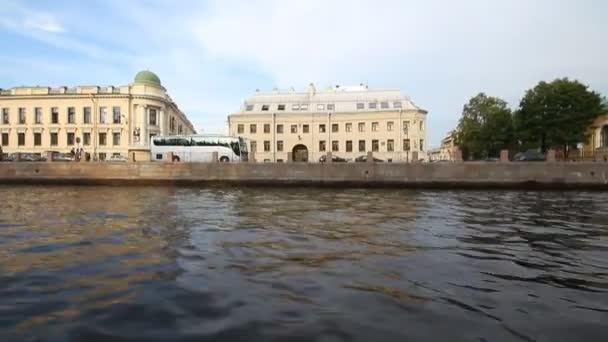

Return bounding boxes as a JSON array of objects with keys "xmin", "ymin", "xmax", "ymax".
[
  {"xmin": 515, "ymin": 78, "xmax": 604, "ymax": 156},
  {"xmin": 455, "ymin": 93, "xmax": 514, "ymax": 160}
]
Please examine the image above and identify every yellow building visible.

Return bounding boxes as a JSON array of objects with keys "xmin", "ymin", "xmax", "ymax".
[
  {"xmin": 0, "ymin": 71, "xmax": 195, "ymax": 161},
  {"xmin": 228, "ymin": 84, "xmax": 428, "ymax": 162},
  {"xmin": 583, "ymin": 114, "xmax": 608, "ymax": 155}
]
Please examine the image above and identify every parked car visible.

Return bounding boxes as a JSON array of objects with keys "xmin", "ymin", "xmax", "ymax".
[
  {"xmin": 355, "ymin": 155, "xmax": 384, "ymax": 163},
  {"xmin": 20, "ymin": 153, "xmax": 46, "ymax": 162},
  {"xmin": 52, "ymin": 153, "xmax": 75, "ymax": 162},
  {"xmin": 107, "ymin": 155, "xmax": 128, "ymax": 162},
  {"xmin": 513, "ymin": 150, "xmax": 545, "ymax": 162},
  {"xmin": 319, "ymin": 155, "xmax": 347, "ymax": 163}
]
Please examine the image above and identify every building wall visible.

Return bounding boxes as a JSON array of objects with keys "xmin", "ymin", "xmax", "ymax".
[
  {"xmin": 0, "ymin": 82, "xmax": 195, "ymax": 160},
  {"xmin": 228, "ymin": 86, "xmax": 428, "ymax": 162},
  {"xmin": 584, "ymin": 115, "xmax": 608, "ymax": 155}
]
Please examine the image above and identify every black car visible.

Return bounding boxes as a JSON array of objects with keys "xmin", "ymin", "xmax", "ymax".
[
  {"xmin": 355, "ymin": 155, "xmax": 384, "ymax": 163},
  {"xmin": 319, "ymin": 155, "xmax": 347, "ymax": 163},
  {"xmin": 513, "ymin": 150, "xmax": 545, "ymax": 161}
]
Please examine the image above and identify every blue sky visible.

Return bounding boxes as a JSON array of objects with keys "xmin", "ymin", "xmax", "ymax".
[{"xmin": 1, "ymin": 0, "xmax": 606, "ymax": 146}]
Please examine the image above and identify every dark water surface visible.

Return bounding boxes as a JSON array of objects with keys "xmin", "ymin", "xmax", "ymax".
[{"xmin": 0, "ymin": 185, "xmax": 607, "ymax": 342}]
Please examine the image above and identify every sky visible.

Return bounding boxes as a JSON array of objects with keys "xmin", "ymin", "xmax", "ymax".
[{"xmin": 1, "ymin": 0, "xmax": 606, "ymax": 147}]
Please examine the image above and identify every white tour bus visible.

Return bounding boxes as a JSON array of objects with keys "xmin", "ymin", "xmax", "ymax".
[{"xmin": 151, "ymin": 135, "xmax": 249, "ymax": 162}]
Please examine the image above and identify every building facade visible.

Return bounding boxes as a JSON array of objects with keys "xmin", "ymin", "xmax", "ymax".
[
  {"xmin": 228, "ymin": 84, "xmax": 428, "ymax": 162},
  {"xmin": 0, "ymin": 71, "xmax": 195, "ymax": 161},
  {"xmin": 583, "ymin": 114, "xmax": 608, "ymax": 156}
]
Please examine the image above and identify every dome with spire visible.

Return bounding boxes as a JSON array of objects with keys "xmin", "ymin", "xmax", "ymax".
[{"xmin": 134, "ymin": 70, "xmax": 161, "ymax": 86}]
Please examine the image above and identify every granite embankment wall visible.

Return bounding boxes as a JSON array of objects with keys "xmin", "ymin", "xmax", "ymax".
[{"xmin": 0, "ymin": 162, "xmax": 608, "ymax": 189}]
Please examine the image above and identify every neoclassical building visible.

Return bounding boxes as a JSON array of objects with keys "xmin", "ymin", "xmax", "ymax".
[
  {"xmin": 228, "ymin": 84, "xmax": 428, "ymax": 162},
  {"xmin": 0, "ymin": 71, "xmax": 195, "ymax": 161}
]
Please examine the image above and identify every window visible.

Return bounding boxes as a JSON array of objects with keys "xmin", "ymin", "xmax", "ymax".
[
  {"xmin": 264, "ymin": 124, "xmax": 270, "ymax": 133},
  {"xmin": 387, "ymin": 121, "xmax": 394, "ymax": 131},
  {"xmin": 34, "ymin": 133, "xmax": 41, "ymax": 146},
  {"xmin": 381, "ymin": 102, "xmax": 389, "ymax": 109},
  {"xmin": 148, "ymin": 108, "xmax": 156, "ymax": 126},
  {"xmin": 99, "ymin": 107, "xmax": 107, "ymax": 124},
  {"xmin": 261, "ymin": 105, "xmax": 269, "ymax": 111},
  {"xmin": 113, "ymin": 132, "xmax": 121, "ymax": 146},
  {"xmin": 250, "ymin": 124, "xmax": 257, "ymax": 134},
  {"xmin": 99, "ymin": 133, "xmax": 107, "ymax": 146},
  {"xmin": 393, "ymin": 102, "xmax": 402, "ymax": 109},
  {"xmin": 83, "ymin": 133, "xmax": 91, "ymax": 146},
  {"xmin": 113, "ymin": 107, "xmax": 122, "ymax": 124},
  {"xmin": 387, "ymin": 139, "xmax": 394, "ymax": 152},
  {"xmin": 278, "ymin": 104, "xmax": 285, "ymax": 111},
  {"xmin": 277, "ymin": 124, "xmax": 284, "ymax": 134},
  {"xmin": 420, "ymin": 139, "xmax": 424, "ymax": 151},
  {"xmin": 292, "ymin": 104, "xmax": 300, "ymax": 111},
  {"xmin": 403, "ymin": 121, "xmax": 410, "ymax": 135},
  {"xmin": 67, "ymin": 132, "xmax": 75, "ymax": 146},
  {"xmin": 300, "ymin": 104, "xmax": 308, "ymax": 111},
  {"xmin": 346, "ymin": 140, "xmax": 353, "ymax": 152},
  {"xmin": 2, "ymin": 108, "xmax": 8, "ymax": 124},
  {"xmin": 246, "ymin": 104, "xmax": 254, "ymax": 111},
  {"xmin": 403, "ymin": 139, "xmax": 411, "ymax": 151},
  {"xmin": 237, "ymin": 124, "xmax": 244, "ymax": 134},
  {"xmin": 372, "ymin": 139, "xmax": 379, "ymax": 152},
  {"xmin": 332, "ymin": 123, "xmax": 338, "ymax": 133},
  {"xmin": 319, "ymin": 140, "xmax": 326, "ymax": 152},
  {"xmin": 151, "ymin": 107, "xmax": 158, "ymax": 126},
  {"xmin": 277, "ymin": 140, "xmax": 283, "ymax": 152},
  {"xmin": 419, "ymin": 121, "xmax": 424, "ymax": 131},
  {"xmin": 291, "ymin": 125, "xmax": 297, "ymax": 133},
  {"xmin": 68, "ymin": 107, "xmax": 76, "ymax": 124},
  {"xmin": 18, "ymin": 133, "xmax": 25, "ymax": 146},
  {"xmin": 345, "ymin": 123, "xmax": 352, "ymax": 132},
  {"xmin": 358, "ymin": 122, "xmax": 365, "ymax": 132},
  {"xmin": 317, "ymin": 104, "xmax": 325, "ymax": 111},
  {"xmin": 1, "ymin": 133, "xmax": 8, "ymax": 146},
  {"xmin": 50, "ymin": 133, "xmax": 58, "ymax": 146},
  {"xmin": 369, "ymin": 102, "xmax": 377, "ymax": 109},
  {"xmin": 264, "ymin": 140, "xmax": 270, "ymax": 152},
  {"xmin": 372, "ymin": 122, "xmax": 378, "ymax": 132},
  {"xmin": 99, "ymin": 153, "xmax": 107, "ymax": 161},
  {"xmin": 35, "ymin": 108, "xmax": 42, "ymax": 124},
  {"xmin": 18, "ymin": 108, "xmax": 26, "ymax": 124},
  {"xmin": 319, "ymin": 124, "xmax": 326, "ymax": 133},
  {"xmin": 169, "ymin": 117, "xmax": 176, "ymax": 132},
  {"xmin": 83, "ymin": 107, "xmax": 91, "ymax": 124},
  {"xmin": 356, "ymin": 103, "xmax": 364, "ymax": 110},
  {"xmin": 358, "ymin": 140, "xmax": 366, "ymax": 152},
  {"xmin": 51, "ymin": 107, "xmax": 59, "ymax": 124},
  {"xmin": 303, "ymin": 124, "xmax": 309, "ymax": 133},
  {"xmin": 178, "ymin": 124, "xmax": 183, "ymax": 134},
  {"xmin": 332, "ymin": 140, "xmax": 339, "ymax": 152},
  {"xmin": 327, "ymin": 104, "xmax": 335, "ymax": 111},
  {"xmin": 250, "ymin": 141, "xmax": 257, "ymax": 152}
]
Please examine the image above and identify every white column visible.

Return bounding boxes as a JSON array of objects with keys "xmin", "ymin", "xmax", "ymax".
[
  {"xmin": 140, "ymin": 105, "xmax": 148, "ymax": 146},
  {"xmin": 159, "ymin": 108, "xmax": 165, "ymax": 136}
]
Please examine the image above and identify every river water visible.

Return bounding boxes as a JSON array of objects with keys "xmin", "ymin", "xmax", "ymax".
[{"xmin": 0, "ymin": 185, "xmax": 606, "ymax": 342}]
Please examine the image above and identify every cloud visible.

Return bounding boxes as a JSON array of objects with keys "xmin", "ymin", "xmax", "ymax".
[{"xmin": 23, "ymin": 13, "xmax": 65, "ymax": 33}]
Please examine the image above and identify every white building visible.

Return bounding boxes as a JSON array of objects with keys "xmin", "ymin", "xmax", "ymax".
[{"xmin": 228, "ymin": 84, "xmax": 428, "ymax": 162}]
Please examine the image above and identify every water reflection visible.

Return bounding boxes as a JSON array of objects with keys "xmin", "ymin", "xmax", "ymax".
[{"xmin": 0, "ymin": 185, "xmax": 606, "ymax": 341}]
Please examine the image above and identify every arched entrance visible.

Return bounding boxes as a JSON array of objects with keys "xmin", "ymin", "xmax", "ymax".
[
  {"xmin": 602, "ymin": 125, "xmax": 608, "ymax": 148},
  {"xmin": 292, "ymin": 144, "xmax": 308, "ymax": 162}
]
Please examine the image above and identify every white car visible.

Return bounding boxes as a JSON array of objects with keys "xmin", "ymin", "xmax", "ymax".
[{"xmin": 107, "ymin": 155, "xmax": 128, "ymax": 162}]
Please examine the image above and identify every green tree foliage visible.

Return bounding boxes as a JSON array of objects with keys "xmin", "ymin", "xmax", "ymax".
[
  {"xmin": 455, "ymin": 93, "xmax": 514, "ymax": 160},
  {"xmin": 515, "ymin": 78, "xmax": 604, "ymax": 155}
]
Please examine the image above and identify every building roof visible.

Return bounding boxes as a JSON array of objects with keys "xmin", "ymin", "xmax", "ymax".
[
  {"xmin": 235, "ymin": 84, "xmax": 426, "ymax": 114},
  {"xmin": 134, "ymin": 70, "xmax": 161, "ymax": 86}
]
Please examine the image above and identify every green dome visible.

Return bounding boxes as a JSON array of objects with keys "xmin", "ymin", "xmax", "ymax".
[{"xmin": 134, "ymin": 70, "xmax": 161, "ymax": 86}]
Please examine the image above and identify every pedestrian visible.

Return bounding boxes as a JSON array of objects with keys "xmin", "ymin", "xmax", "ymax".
[{"xmin": 0, "ymin": 145, "xmax": 3, "ymax": 161}]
